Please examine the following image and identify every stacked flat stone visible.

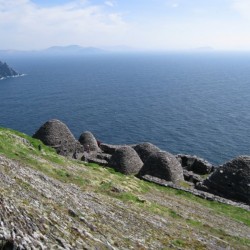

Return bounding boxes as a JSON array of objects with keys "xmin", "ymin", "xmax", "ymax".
[{"xmin": 133, "ymin": 142, "xmax": 161, "ymax": 163}]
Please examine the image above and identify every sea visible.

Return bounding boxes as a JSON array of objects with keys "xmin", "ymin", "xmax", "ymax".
[{"xmin": 0, "ymin": 52, "xmax": 250, "ymax": 165}]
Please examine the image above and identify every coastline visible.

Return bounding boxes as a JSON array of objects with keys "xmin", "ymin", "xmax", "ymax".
[{"xmin": 0, "ymin": 73, "xmax": 26, "ymax": 80}]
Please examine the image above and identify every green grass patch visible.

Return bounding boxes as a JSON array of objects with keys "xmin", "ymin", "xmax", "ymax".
[
  {"xmin": 99, "ymin": 181, "xmax": 113, "ymax": 191},
  {"xmin": 98, "ymin": 181, "xmax": 145, "ymax": 204},
  {"xmin": 143, "ymin": 181, "xmax": 250, "ymax": 226},
  {"xmin": 85, "ymin": 162, "xmax": 101, "ymax": 169},
  {"xmin": 179, "ymin": 181, "xmax": 193, "ymax": 189},
  {"xmin": 50, "ymin": 168, "xmax": 90, "ymax": 186},
  {"xmin": 53, "ymin": 168, "xmax": 71, "ymax": 178},
  {"xmin": 116, "ymin": 192, "xmax": 145, "ymax": 203},
  {"xmin": 172, "ymin": 239, "xmax": 185, "ymax": 247},
  {"xmin": 0, "ymin": 127, "xmax": 65, "ymax": 165},
  {"xmin": 137, "ymin": 180, "xmax": 152, "ymax": 193},
  {"xmin": 186, "ymin": 218, "xmax": 203, "ymax": 227},
  {"xmin": 169, "ymin": 209, "xmax": 182, "ymax": 219},
  {"xmin": 106, "ymin": 167, "xmax": 125, "ymax": 177},
  {"xmin": 186, "ymin": 218, "xmax": 250, "ymax": 247}
]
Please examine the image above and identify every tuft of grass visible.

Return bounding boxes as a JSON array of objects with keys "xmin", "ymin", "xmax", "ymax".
[
  {"xmin": 106, "ymin": 167, "xmax": 126, "ymax": 177},
  {"xmin": 172, "ymin": 239, "xmax": 185, "ymax": 247},
  {"xmin": 179, "ymin": 180, "xmax": 193, "ymax": 189},
  {"xmin": 116, "ymin": 192, "xmax": 146, "ymax": 204},
  {"xmin": 98, "ymin": 181, "xmax": 145, "ymax": 204},
  {"xmin": 169, "ymin": 209, "xmax": 182, "ymax": 219},
  {"xmin": 85, "ymin": 162, "xmax": 101, "ymax": 169},
  {"xmin": 99, "ymin": 181, "xmax": 113, "ymax": 191},
  {"xmin": 186, "ymin": 218, "xmax": 203, "ymax": 227},
  {"xmin": 53, "ymin": 168, "xmax": 71, "ymax": 178}
]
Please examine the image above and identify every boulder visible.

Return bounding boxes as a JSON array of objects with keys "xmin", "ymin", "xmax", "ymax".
[
  {"xmin": 33, "ymin": 119, "xmax": 83, "ymax": 157},
  {"xmin": 133, "ymin": 142, "xmax": 161, "ymax": 163},
  {"xmin": 139, "ymin": 151, "xmax": 184, "ymax": 184},
  {"xmin": 79, "ymin": 131, "xmax": 99, "ymax": 152},
  {"xmin": 197, "ymin": 156, "xmax": 250, "ymax": 204},
  {"xmin": 108, "ymin": 146, "xmax": 143, "ymax": 175},
  {"xmin": 176, "ymin": 154, "xmax": 214, "ymax": 175}
]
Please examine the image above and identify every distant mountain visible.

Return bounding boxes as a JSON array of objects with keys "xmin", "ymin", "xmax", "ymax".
[
  {"xmin": 101, "ymin": 45, "xmax": 134, "ymax": 52},
  {"xmin": 194, "ymin": 46, "xmax": 215, "ymax": 51},
  {"xmin": 0, "ymin": 45, "xmax": 140, "ymax": 56},
  {"xmin": 42, "ymin": 45, "xmax": 103, "ymax": 54},
  {"xmin": 0, "ymin": 45, "xmax": 103, "ymax": 56},
  {"xmin": 0, "ymin": 60, "xmax": 19, "ymax": 79},
  {"xmin": 0, "ymin": 49, "xmax": 37, "ymax": 56}
]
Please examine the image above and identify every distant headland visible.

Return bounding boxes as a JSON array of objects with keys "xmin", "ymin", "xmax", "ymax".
[{"xmin": 0, "ymin": 60, "xmax": 20, "ymax": 80}]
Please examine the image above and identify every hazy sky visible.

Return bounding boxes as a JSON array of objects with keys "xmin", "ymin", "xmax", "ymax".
[{"xmin": 1, "ymin": 0, "xmax": 250, "ymax": 50}]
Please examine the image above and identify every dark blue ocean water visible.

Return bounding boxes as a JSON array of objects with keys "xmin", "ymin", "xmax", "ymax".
[{"xmin": 1, "ymin": 52, "xmax": 250, "ymax": 165}]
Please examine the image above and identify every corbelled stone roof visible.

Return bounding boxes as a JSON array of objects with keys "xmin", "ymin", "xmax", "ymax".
[
  {"xmin": 133, "ymin": 142, "xmax": 161, "ymax": 163},
  {"xmin": 79, "ymin": 131, "xmax": 99, "ymax": 152},
  {"xmin": 109, "ymin": 146, "xmax": 143, "ymax": 175},
  {"xmin": 33, "ymin": 119, "xmax": 82, "ymax": 156},
  {"xmin": 139, "ymin": 151, "xmax": 184, "ymax": 184}
]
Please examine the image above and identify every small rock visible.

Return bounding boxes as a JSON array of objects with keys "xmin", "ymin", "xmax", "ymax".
[{"xmin": 68, "ymin": 209, "xmax": 78, "ymax": 217}]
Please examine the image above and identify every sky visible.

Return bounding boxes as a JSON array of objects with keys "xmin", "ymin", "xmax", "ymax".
[{"xmin": 0, "ymin": 0, "xmax": 250, "ymax": 51}]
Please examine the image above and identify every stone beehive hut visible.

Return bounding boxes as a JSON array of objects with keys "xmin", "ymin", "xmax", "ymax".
[
  {"xmin": 139, "ymin": 151, "xmax": 184, "ymax": 184},
  {"xmin": 109, "ymin": 146, "xmax": 143, "ymax": 175},
  {"xmin": 33, "ymin": 119, "xmax": 81, "ymax": 156},
  {"xmin": 201, "ymin": 156, "xmax": 250, "ymax": 204},
  {"xmin": 133, "ymin": 142, "xmax": 161, "ymax": 163},
  {"xmin": 79, "ymin": 131, "xmax": 99, "ymax": 152}
]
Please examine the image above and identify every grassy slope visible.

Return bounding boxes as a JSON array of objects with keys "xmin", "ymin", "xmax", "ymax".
[{"xmin": 0, "ymin": 127, "xmax": 250, "ymax": 249}]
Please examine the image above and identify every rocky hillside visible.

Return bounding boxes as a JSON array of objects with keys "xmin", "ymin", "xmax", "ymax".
[
  {"xmin": 0, "ymin": 61, "xmax": 19, "ymax": 79},
  {"xmin": 0, "ymin": 127, "xmax": 250, "ymax": 249}
]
